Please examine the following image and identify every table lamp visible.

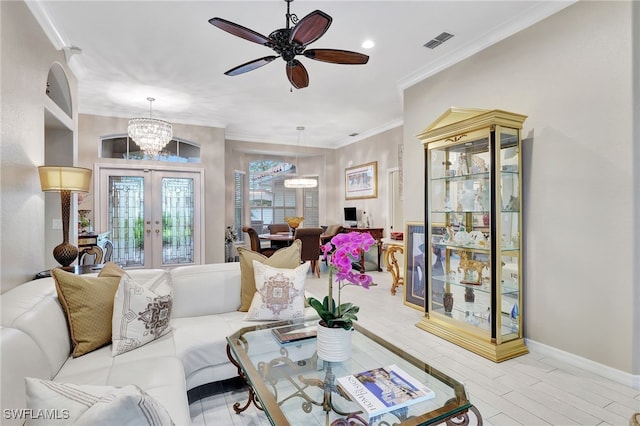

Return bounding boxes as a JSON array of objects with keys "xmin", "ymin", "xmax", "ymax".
[{"xmin": 38, "ymin": 166, "xmax": 92, "ymax": 269}]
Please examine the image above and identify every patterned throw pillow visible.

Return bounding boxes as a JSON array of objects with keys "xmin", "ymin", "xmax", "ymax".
[
  {"xmin": 237, "ymin": 239, "xmax": 302, "ymax": 312},
  {"xmin": 111, "ymin": 272, "xmax": 173, "ymax": 356},
  {"xmin": 244, "ymin": 260, "xmax": 309, "ymax": 321},
  {"xmin": 25, "ymin": 378, "xmax": 174, "ymax": 425},
  {"xmin": 51, "ymin": 269, "xmax": 121, "ymax": 357}
]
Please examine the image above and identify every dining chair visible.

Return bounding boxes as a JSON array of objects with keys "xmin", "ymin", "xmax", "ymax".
[
  {"xmin": 79, "ymin": 245, "xmax": 103, "ymax": 265},
  {"xmin": 268, "ymin": 223, "xmax": 290, "ymax": 234},
  {"xmin": 294, "ymin": 227, "xmax": 323, "ymax": 278},
  {"xmin": 242, "ymin": 226, "xmax": 277, "ymax": 257},
  {"xmin": 267, "ymin": 223, "xmax": 291, "ymax": 249},
  {"xmin": 321, "ymin": 224, "xmax": 344, "ymax": 265}
]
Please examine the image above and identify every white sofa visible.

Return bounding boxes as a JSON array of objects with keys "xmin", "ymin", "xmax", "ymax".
[{"xmin": 1, "ymin": 262, "xmax": 314, "ymax": 425}]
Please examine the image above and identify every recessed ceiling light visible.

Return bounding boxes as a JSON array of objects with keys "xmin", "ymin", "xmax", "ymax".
[{"xmin": 361, "ymin": 40, "xmax": 375, "ymax": 49}]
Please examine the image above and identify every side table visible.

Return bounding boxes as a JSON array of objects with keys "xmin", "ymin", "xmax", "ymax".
[
  {"xmin": 34, "ymin": 264, "xmax": 105, "ymax": 280},
  {"xmin": 383, "ymin": 238, "xmax": 404, "ymax": 295}
]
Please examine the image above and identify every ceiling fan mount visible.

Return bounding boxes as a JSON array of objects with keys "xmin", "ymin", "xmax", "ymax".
[{"xmin": 208, "ymin": 0, "xmax": 369, "ymax": 89}]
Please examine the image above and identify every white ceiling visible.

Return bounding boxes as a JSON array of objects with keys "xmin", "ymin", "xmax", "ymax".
[{"xmin": 29, "ymin": 0, "xmax": 573, "ymax": 149}]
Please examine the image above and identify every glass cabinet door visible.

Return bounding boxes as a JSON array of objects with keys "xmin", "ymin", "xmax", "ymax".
[{"xmin": 428, "ymin": 134, "xmax": 493, "ymax": 335}]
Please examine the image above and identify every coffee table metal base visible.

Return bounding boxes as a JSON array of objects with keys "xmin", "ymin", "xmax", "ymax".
[{"xmin": 226, "ymin": 342, "xmax": 482, "ymax": 425}]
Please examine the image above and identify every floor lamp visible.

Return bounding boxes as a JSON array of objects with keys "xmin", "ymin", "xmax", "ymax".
[{"xmin": 38, "ymin": 166, "xmax": 92, "ymax": 269}]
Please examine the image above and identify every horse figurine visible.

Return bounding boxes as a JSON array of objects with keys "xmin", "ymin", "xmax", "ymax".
[{"xmin": 457, "ymin": 251, "xmax": 487, "ymax": 285}]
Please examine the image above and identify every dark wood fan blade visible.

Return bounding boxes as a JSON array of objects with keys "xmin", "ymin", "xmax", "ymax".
[
  {"xmin": 304, "ymin": 49, "xmax": 369, "ymax": 64},
  {"xmin": 209, "ymin": 17, "xmax": 272, "ymax": 45},
  {"xmin": 225, "ymin": 56, "xmax": 277, "ymax": 76},
  {"xmin": 289, "ymin": 10, "xmax": 332, "ymax": 46},
  {"xmin": 286, "ymin": 60, "xmax": 309, "ymax": 89}
]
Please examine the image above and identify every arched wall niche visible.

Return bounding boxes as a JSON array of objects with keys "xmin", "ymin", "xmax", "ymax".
[
  {"xmin": 43, "ymin": 62, "xmax": 76, "ymax": 269},
  {"xmin": 46, "ymin": 62, "xmax": 72, "ymax": 118}
]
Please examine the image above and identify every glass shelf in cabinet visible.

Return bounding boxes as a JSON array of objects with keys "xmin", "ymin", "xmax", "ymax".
[
  {"xmin": 432, "ymin": 171, "xmax": 490, "ymax": 182},
  {"xmin": 433, "ymin": 209, "xmax": 490, "ymax": 214}
]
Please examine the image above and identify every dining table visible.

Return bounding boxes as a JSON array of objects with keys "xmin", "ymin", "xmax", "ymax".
[{"xmin": 259, "ymin": 232, "xmax": 333, "ymax": 248}]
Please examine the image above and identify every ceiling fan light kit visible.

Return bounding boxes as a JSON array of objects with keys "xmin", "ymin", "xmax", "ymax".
[{"xmin": 209, "ymin": 0, "xmax": 369, "ymax": 89}]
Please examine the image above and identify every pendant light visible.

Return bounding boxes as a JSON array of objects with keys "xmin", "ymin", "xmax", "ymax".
[
  {"xmin": 127, "ymin": 97, "xmax": 173, "ymax": 158},
  {"xmin": 284, "ymin": 126, "xmax": 317, "ymax": 188}
]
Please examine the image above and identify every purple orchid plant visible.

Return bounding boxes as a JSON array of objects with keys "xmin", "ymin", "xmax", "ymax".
[{"xmin": 307, "ymin": 231, "xmax": 376, "ymax": 330}]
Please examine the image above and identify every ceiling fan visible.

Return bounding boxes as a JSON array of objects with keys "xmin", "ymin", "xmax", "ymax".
[{"xmin": 208, "ymin": 0, "xmax": 369, "ymax": 89}]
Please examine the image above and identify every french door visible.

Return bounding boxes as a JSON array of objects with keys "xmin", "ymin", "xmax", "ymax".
[{"xmin": 97, "ymin": 166, "xmax": 203, "ymax": 269}]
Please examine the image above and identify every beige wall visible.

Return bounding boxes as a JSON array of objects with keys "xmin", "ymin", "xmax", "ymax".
[
  {"xmin": 404, "ymin": 1, "xmax": 636, "ymax": 374},
  {"xmin": 335, "ymin": 127, "xmax": 403, "ymax": 230},
  {"xmin": 0, "ymin": 1, "xmax": 78, "ymax": 291},
  {"xmin": 78, "ymin": 115, "xmax": 226, "ymax": 264}
]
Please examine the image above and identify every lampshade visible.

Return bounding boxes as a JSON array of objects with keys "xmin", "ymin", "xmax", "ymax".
[
  {"xmin": 128, "ymin": 97, "xmax": 172, "ymax": 158},
  {"xmin": 38, "ymin": 165, "xmax": 92, "ymax": 269},
  {"xmin": 38, "ymin": 166, "xmax": 92, "ymax": 192}
]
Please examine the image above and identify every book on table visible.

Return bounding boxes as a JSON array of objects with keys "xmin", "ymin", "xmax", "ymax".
[
  {"xmin": 336, "ymin": 364, "xmax": 435, "ymax": 420},
  {"xmin": 271, "ymin": 322, "xmax": 317, "ymax": 344}
]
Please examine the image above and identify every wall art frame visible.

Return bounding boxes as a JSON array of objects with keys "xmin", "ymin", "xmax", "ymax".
[
  {"xmin": 404, "ymin": 221, "xmax": 426, "ymax": 310},
  {"xmin": 345, "ymin": 161, "xmax": 377, "ymax": 200}
]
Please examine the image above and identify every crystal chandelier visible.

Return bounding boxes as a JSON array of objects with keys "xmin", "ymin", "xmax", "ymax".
[
  {"xmin": 128, "ymin": 97, "xmax": 172, "ymax": 158},
  {"xmin": 284, "ymin": 126, "xmax": 317, "ymax": 189}
]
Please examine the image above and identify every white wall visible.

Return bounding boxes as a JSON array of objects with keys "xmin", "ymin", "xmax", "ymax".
[
  {"xmin": 0, "ymin": 1, "xmax": 78, "ymax": 291},
  {"xmin": 403, "ymin": 1, "xmax": 636, "ymax": 374}
]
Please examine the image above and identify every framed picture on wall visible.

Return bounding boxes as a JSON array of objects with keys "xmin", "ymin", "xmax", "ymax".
[
  {"xmin": 404, "ymin": 222, "xmax": 425, "ymax": 311},
  {"xmin": 345, "ymin": 161, "xmax": 377, "ymax": 200}
]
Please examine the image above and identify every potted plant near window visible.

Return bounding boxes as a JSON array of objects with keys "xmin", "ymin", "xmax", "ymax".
[{"xmin": 307, "ymin": 232, "xmax": 375, "ymax": 362}]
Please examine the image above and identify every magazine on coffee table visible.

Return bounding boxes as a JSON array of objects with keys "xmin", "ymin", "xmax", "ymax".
[
  {"xmin": 271, "ymin": 322, "xmax": 317, "ymax": 344},
  {"xmin": 336, "ymin": 364, "xmax": 435, "ymax": 420}
]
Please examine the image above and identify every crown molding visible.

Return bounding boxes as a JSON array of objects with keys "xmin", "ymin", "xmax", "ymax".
[{"xmin": 398, "ymin": 1, "xmax": 576, "ymax": 91}]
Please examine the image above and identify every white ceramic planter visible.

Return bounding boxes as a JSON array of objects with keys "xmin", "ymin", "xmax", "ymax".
[{"xmin": 316, "ymin": 322, "xmax": 353, "ymax": 362}]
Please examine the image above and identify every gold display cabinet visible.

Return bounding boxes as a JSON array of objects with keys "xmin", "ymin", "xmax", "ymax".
[{"xmin": 416, "ymin": 108, "xmax": 528, "ymax": 362}]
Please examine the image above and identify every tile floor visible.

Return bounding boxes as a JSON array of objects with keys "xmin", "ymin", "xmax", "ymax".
[{"xmin": 189, "ymin": 266, "xmax": 639, "ymax": 426}]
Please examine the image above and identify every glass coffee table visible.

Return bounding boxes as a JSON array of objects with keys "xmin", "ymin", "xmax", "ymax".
[{"xmin": 226, "ymin": 318, "xmax": 482, "ymax": 425}]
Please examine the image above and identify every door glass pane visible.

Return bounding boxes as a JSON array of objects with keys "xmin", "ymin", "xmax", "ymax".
[
  {"xmin": 162, "ymin": 177, "xmax": 194, "ymax": 265},
  {"xmin": 109, "ymin": 176, "xmax": 145, "ymax": 267}
]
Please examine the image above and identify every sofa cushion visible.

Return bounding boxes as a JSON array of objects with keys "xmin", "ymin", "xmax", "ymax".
[
  {"xmin": 53, "ymin": 354, "xmax": 189, "ymax": 425},
  {"xmin": 169, "ymin": 263, "xmax": 242, "ymax": 318},
  {"xmin": 245, "ymin": 261, "xmax": 309, "ymax": 321},
  {"xmin": 112, "ymin": 273, "xmax": 173, "ymax": 356},
  {"xmin": 25, "ymin": 378, "xmax": 174, "ymax": 426},
  {"xmin": 51, "ymin": 269, "xmax": 120, "ymax": 357},
  {"xmin": 237, "ymin": 239, "xmax": 302, "ymax": 312}
]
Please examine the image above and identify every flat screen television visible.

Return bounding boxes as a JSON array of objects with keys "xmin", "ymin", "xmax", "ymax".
[{"xmin": 344, "ymin": 207, "xmax": 357, "ymax": 226}]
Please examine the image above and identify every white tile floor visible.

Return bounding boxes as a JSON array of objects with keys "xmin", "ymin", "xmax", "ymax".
[{"xmin": 189, "ymin": 266, "xmax": 640, "ymax": 426}]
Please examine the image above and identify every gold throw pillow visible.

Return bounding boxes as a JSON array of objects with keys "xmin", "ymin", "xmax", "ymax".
[
  {"xmin": 52, "ymin": 269, "xmax": 120, "ymax": 357},
  {"xmin": 98, "ymin": 262, "xmax": 127, "ymax": 279},
  {"xmin": 237, "ymin": 239, "xmax": 302, "ymax": 312}
]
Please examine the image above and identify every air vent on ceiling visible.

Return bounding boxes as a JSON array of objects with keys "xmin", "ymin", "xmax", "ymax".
[{"xmin": 424, "ymin": 32, "xmax": 454, "ymax": 49}]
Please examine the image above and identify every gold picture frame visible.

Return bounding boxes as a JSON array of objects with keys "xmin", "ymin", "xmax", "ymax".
[{"xmin": 345, "ymin": 161, "xmax": 378, "ymax": 200}]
